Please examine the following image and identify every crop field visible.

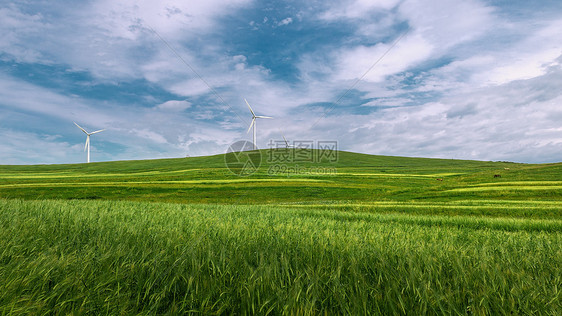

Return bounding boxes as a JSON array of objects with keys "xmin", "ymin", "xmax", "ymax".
[{"xmin": 1, "ymin": 150, "xmax": 561, "ymax": 314}]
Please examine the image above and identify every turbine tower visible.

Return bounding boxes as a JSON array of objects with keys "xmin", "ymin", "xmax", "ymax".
[
  {"xmin": 245, "ymin": 99, "xmax": 272, "ymax": 150},
  {"xmin": 74, "ymin": 122, "xmax": 105, "ymax": 163}
]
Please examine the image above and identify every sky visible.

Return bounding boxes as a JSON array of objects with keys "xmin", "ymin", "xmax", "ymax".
[{"xmin": 1, "ymin": 0, "xmax": 562, "ymax": 165}]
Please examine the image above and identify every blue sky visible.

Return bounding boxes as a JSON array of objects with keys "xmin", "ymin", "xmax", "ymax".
[{"xmin": 1, "ymin": 0, "xmax": 561, "ymax": 164}]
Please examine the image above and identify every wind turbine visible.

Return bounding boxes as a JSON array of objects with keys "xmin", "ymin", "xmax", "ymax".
[
  {"xmin": 282, "ymin": 134, "xmax": 295, "ymax": 148},
  {"xmin": 74, "ymin": 122, "xmax": 105, "ymax": 163},
  {"xmin": 245, "ymin": 99, "xmax": 272, "ymax": 150}
]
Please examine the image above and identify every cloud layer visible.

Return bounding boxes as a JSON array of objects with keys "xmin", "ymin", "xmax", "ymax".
[{"xmin": 1, "ymin": 0, "xmax": 561, "ymax": 164}]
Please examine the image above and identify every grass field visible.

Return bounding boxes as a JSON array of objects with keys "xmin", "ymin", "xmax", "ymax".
[
  {"xmin": 1, "ymin": 150, "xmax": 561, "ymax": 314},
  {"xmin": 2, "ymin": 149, "xmax": 561, "ymax": 203}
]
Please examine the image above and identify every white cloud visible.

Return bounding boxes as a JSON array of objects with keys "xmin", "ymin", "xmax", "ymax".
[
  {"xmin": 482, "ymin": 49, "xmax": 561, "ymax": 85},
  {"xmin": 310, "ymin": 0, "xmax": 496, "ymax": 85},
  {"xmin": 0, "ymin": 0, "xmax": 255, "ymax": 80},
  {"xmin": 130, "ymin": 128, "xmax": 167, "ymax": 144},
  {"xmin": 472, "ymin": 20, "xmax": 562, "ymax": 86},
  {"xmin": 0, "ymin": 4, "xmax": 49, "ymax": 63},
  {"xmin": 332, "ymin": 33, "xmax": 433, "ymax": 82},
  {"xmin": 0, "ymin": 129, "xmax": 74, "ymax": 164},
  {"xmin": 342, "ymin": 66, "xmax": 562, "ymax": 163},
  {"xmin": 0, "ymin": 74, "xmax": 114, "ymax": 126},
  {"xmin": 398, "ymin": 0, "xmax": 495, "ymax": 49},
  {"xmin": 89, "ymin": 0, "xmax": 253, "ymax": 39},
  {"xmin": 320, "ymin": 0, "xmax": 401, "ymax": 20},
  {"xmin": 169, "ymin": 79, "xmax": 212, "ymax": 97},
  {"xmin": 418, "ymin": 19, "xmax": 562, "ymax": 93},
  {"xmin": 155, "ymin": 100, "xmax": 191, "ymax": 111},
  {"xmin": 278, "ymin": 17, "xmax": 293, "ymax": 26},
  {"xmin": 1, "ymin": 0, "xmax": 562, "ymax": 164}
]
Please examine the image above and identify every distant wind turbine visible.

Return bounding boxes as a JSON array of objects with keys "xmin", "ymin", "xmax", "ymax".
[
  {"xmin": 282, "ymin": 134, "xmax": 295, "ymax": 148},
  {"xmin": 245, "ymin": 99, "xmax": 272, "ymax": 150},
  {"xmin": 74, "ymin": 122, "xmax": 105, "ymax": 163}
]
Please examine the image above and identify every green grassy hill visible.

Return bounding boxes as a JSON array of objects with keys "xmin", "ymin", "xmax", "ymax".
[
  {"xmin": 0, "ymin": 149, "xmax": 560, "ymax": 204},
  {"xmin": 2, "ymin": 150, "xmax": 562, "ymax": 314}
]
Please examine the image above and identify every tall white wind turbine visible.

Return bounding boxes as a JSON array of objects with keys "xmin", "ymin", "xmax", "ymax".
[
  {"xmin": 245, "ymin": 99, "xmax": 272, "ymax": 150},
  {"xmin": 74, "ymin": 122, "xmax": 105, "ymax": 163}
]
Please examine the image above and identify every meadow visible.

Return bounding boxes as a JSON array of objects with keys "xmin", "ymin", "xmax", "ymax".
[{"xmin": 1, "ymin": 150, "xmax": 561, "ymax": 314}]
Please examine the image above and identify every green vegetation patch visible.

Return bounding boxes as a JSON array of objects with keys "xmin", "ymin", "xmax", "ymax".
[
  {"xmin": 0, "ymin": 152, "xmax": 561, "ymax": 314},
  {"xmin": 471, "ymin": 181, "xmax": 562, "ymax": 186},
  {"xmin": 336, "ymin": 172, "xmax": 465, "ymax": 177},
  {"xmin": 0, "ymin": 168, "xmax": 208, "ymax": 179},
  {"xmin": 1, "ymin": 150, "xmax": 561, "ymax": 203},
  {"xmin": 450, "ymin": 186, "xmax": 562, "ymax": 192},
  {"xmin": 0, "ymin": 178, "xmax": 329, "ymax": 188},
  {"xmin": 1, "ymin": 199, "xmax": 561, "ymax": 314},
  {"xmin": 278, "ymin": 200, "xmax": 562, "ymax": 219}
]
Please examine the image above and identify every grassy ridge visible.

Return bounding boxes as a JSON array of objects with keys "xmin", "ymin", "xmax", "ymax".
[
  {"xmin": 1, "ymin": 199, "xmax": 561, "ymax": 314},
  {"xmin": 1, "ymin": 150, "xmax": 561, "ymax": 203}
]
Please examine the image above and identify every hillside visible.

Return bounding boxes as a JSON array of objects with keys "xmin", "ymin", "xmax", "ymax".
[
  {"xmin": 1, "ymin": 150, "xmax": 560, "ymax": 204},
  {"xmin": 2, "ymin": 151, "xmax": 562, "ymax": 314}
]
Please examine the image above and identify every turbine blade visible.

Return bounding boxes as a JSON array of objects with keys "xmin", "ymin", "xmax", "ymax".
[
  {"xmin": 84, "ymin": 136, "xmax": 89, "ymax": 152},
  {"xmin": 74, "ymin": 122, "xmax": 88, "ymax": 134},
  {"xmin": 255, "ymin": 116, "xmax": 273, "ymax": 119},
  {"xmin": 282, "ymin": 135, "xmax": 289, "ymax": 146},
  {"xmin": 244, "ymin": 98, "xmax": 255, "ymax": 117},
  {"xmin": 90, "ymin": 129, "xmax": 105, "ymax": 135},
  {"xmin": 247, "ymin": 118, "xmax": 255, "ymax": 134}
]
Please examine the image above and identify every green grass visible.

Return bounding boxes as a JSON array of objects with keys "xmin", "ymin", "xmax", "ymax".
[
  {"xmin": 2, "ymin": 149, "xmax": 559, "ymax": 203},
  {"xmin": 1, "ymin": 150, "xmax": 561, "ymax": 314},
  {"xmin": 1, "ymin": 199, "xmax": 561, "ymax": 314},
  {"xmin": 0, "ymin": 178, "xmax": 328, "ymax": 188},
  {"xmin": 449, "ymin": 186, "xmax": 562, "ymax": 192}
]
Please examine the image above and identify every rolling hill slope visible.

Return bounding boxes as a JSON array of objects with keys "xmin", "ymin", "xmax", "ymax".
[
  {"xmin": 1, "ymin": 150, "xmax": 560, "ymax": 204},
  {"xmin": 1, "ymin": 150, "xmax": 562, "ymax": 314}
]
